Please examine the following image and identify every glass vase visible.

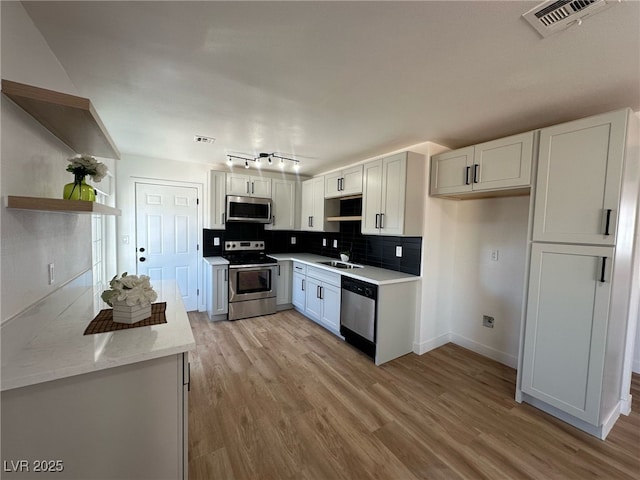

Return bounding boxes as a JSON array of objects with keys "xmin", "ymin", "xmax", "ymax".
[{"xmin": 63, "ymin": 174, "xmax": 96, "ymax": 201}]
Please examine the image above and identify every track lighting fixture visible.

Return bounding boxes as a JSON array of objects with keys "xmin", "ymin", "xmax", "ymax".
[{"xmin": 226, "ymin": 152, "xmax": 303, "ymax": 171}]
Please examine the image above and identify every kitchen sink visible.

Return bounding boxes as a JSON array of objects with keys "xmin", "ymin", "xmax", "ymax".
[{"xmin": 317, "ymin": 260, "xmax": 364, "ymax": 269}]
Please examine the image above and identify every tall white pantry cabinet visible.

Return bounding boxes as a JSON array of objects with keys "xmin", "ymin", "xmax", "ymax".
[{"xmin": 517, "ymin": 109, "xmax": 640, "ymax": 439}]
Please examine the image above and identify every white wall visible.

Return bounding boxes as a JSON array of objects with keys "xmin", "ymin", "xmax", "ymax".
[
  {"xmin": 448, "ymin": 196, "xmax": 529, "ymax": 368},
  {"xmin": 0, "ymin": 2, "xmax": 92, "ymax": 322}
]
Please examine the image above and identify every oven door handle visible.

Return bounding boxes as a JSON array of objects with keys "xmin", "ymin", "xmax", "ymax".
[{"xmin": 229, "ymin": 264, "xmax": 278, "ymax": 270}]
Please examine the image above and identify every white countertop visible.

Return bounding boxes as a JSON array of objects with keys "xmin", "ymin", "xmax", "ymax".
[
  {"xmin": 203, "ymin": 256, "xmax": 229, "ymax": 266},
  {"xmin": 268, "ymin": 253, "xmax": 420, "ymax": 285},
  {"xmin": 1, "ymin": 279, "xmax": 195, "ymax": 392}
]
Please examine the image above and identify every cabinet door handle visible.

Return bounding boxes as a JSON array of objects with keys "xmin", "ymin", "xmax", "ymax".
[
  {"xmin": 308, "ymin": 216, "xmax": 312, "ymax": 227},
  {"xmin": 604, "ymin": 209, "xmax": 612, "ymax": 236},
  {"xmin": 224, "ymin": 269, "xmax": 228, "ymax": 282},
  {"xmin": 600, "ymin": 257, "xmax": 607, "ymax": 283},
  {"xmin": 302, "ymin": 279, "xmax": 305, "ymax": 291},
  {"xmin": 317, "ymin": 285, "xmax": 321, "ymax": 298},
  {"xmin": 465, "ymin": 166, "xmax": 471, "ymax": 185},
  {"xmin": 221, "ymin": 212, "xmax": 225, "ymax": 224},
  {"xmin": 187, "ymin": 363, "xmax": 191, "ymax": 391},
  {"xmin": 278, "ymin": 264, "xmax": 281, "ymax": 276},
  {"xmin": 272, "ymin": 215, "xmax": 275, "ymax": 226},
  {"xmin": 380, "ymin": 213, "xmax": 384, "ymax": 229},
  {"xmin": 473, "ymin": 164, "xmax": 479, "ymax": 183},
  {"xmin": 251, "ymin": 182, "xmax": 255, "ymax": 194},
  {"xmin": 340, "ymin": 178, "xmax": 344, "ymax": 191},
  {"xmin": 320, "ymin": 286, "xmax": 324, "ymax": 299},
  {"xmin": 375, "ymin": 213, "xmax": 380, "ymax": 229},
  {"xmin": 246, "ymin": 181, "xmax": 250, "ymax": 194},
  {"xmin": 310, "ymin": 216, "xmax": 314, "ymax": 228}
]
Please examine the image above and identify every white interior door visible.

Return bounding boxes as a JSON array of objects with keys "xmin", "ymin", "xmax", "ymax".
[{"xmin": 136, "ymin": 183, "xmax": 199, "ymax": 311}]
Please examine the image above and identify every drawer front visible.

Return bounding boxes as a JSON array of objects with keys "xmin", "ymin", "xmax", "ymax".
[
  {"xmin": 306, "ymin": 266, "xmax": 341, "ymax": 287},
  {"xmin": 293, "ymin": 262, "xmax": 307, "ymax": 276}
]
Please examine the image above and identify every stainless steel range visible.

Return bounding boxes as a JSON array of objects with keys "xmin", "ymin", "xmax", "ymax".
[{"xmin": 224, "ymin": 240, "xmax": 278, "ymax": 321}]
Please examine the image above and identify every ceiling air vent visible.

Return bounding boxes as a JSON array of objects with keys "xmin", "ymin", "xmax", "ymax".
[
  {"xmin": 194, "ymin": 135, "xmax": 216, "ymax": 144},
  {"xmin": 523, "ymin": 0, "xmax": 617, "ymax": 37}
]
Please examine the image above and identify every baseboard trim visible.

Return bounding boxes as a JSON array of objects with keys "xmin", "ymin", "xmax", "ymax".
[
  {"xmin": 620, "ymin": 394, "xmax": 632, "ymax": 415},
  {"xmin": 413, "ymin": 333, "xmax": 451, "ymax": 355},
  {"xmin": 449, "ymin": 333, "xmax": 518, "ymax": 368},
  {"xmin": 522, "ymin": 393, "xmax": 617, "ymax": 440}
]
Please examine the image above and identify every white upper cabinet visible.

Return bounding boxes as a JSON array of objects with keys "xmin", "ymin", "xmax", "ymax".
[
  {"xmin": 362, "ymin": 152, "xmax": 424, "ymax": 236},
  {"xmin": 473, "ymin": 132, "xmax": 533, "ymax": 191},
  {"xmin": 430, "ymin": 132, "xmax": 534, "ymax": 197},
  {"xmin": 300, "ymin": 176, "xmax": 338, "ymax": 232},
  {"xmin": 208, "ymin": 170, "xmax": 226, "ymax": 229},
  {"xmin": 429, "ymin": 147, "xmax": 474, "ymax": 195},
  {"xmin": 532, "ymin": 110, "xmax": 628, "ymax": 245},
  {"xmin": 226, "ymin": 174, "xmax": 272, "ymax": 198},
  {"xmin": 265, "ymin": 179, "xmax": 297, "ymax": 231},
  {"xmin": 325, "ymin": 165, "xmax": 363, "ymax": 198}
]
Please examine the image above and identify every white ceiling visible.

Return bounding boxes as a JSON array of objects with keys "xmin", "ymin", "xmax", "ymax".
[{"xmin": 21, "ymin": 1, "xmax": 640, "ymax": 175}]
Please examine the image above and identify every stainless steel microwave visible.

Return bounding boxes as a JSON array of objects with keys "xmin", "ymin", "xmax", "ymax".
[{"xmin": 226, "ymin": 196, "xmax": 272, "ymax": 223}]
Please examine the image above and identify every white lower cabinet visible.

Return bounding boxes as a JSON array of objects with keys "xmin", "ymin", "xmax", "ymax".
[
  {"xmin": 276, "ymin": 261, "xmax": 292, "ymax": 308},
  {"xmin": 204, "ymin": 260, "xmax": 228, "ymax": 320},
  {"xmin": 1, "ymin": 354, "xmax": 189, "ymax": 480},
  {"xmin": 521, "ymin": 243, "xmax": 612, "ymax": 425},
  {"xmin": 292, "ymin": 262, "xmax": 307, "ymax": 311},
  {"xmin": 293, "ymin": 263, "xmax": 341, "ymax": 336}
]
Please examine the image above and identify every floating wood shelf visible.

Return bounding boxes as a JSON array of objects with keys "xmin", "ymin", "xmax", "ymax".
[
  {"xmin": 326, "ymin": 215, "xmax": 362, "ymax": 222},
  {"xmin": 6, "ymin": 196, "xmax": 121, "ymax": 216},
  {"xmin": 2, "ymin": 79, "xmax": 120, "ymax": 159}
]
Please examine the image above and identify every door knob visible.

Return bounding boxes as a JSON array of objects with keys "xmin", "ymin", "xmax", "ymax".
[
  {"xmin": 139, "ymin": 257, "xmax": 146, "ymax": 262},
  {"xmin": 139, "ymin": 247, "xmax": 145, "ymax": 252}
]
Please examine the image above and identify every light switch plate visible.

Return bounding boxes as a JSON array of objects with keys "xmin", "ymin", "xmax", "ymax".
[
  {"xmin": 322, "ymin": 238, "xmax": 327, "ymax": 247},
  {"xmin": 333, "ymin": 239, "xmax": 338, "ymax": 248},
  {"xmin": 214, "ymin": 237, "xmax": 220, "ymax": 246},
  {"xmin": 396, "ymin": 246, "xmax": 403, "ymax": 257},
  {"xmin": 291, "ymin": 236, "xmax": 297, "ymax": 245},
  {"xmin": 491, "ymin": 249, "xmax": 499, "ymax": 261}
]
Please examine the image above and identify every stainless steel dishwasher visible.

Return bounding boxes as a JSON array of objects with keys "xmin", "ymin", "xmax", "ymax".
[{"xmin": 340, "ymin": 276, "xmax": 377, "ymax": 360}]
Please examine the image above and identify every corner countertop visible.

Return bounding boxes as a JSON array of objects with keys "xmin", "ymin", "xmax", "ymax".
[
  {"xmin": 203, "ymin": 256, "xmax": 229, "ymax": 266},
  {"xmin": 1, "ymin": 279, "xmax": 195, "ymax": 392},
  {"xmin": 267, "ymin": 253, "xmax": 420, "ymax": 285}
]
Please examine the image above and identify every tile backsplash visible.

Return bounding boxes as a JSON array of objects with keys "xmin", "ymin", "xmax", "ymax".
[{"xmin": 203, "ymin": 223, "xmax": 422, "ymax": 276}]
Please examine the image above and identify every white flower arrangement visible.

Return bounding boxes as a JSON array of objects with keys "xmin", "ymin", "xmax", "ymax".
[
  {"xmin": 101, "ymin": 272, "xmax": 158, "ymax": 307},
  {"xmin": 66, "ymin": 154, "xmax": 108, "ymax": 182}
]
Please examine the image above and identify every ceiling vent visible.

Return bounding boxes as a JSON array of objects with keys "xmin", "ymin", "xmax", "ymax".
[{"xmin": 523, "ymin": 0, "xmax": 617, "ymax": 37}]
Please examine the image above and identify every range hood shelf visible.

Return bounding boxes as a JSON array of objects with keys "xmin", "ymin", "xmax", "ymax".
[{"xmin": 6, "ymin": 196, "xmax": 121, "ymax": 216}]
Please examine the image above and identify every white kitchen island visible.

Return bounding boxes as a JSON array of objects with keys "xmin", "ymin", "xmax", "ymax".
[{"xmin": 1, "ymin": 272, "xmax": 195, "ymax": 479}]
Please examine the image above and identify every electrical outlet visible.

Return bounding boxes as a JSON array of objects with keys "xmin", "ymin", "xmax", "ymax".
[
  {"xmin": 214, "ymin": 237, "xmax": 220, "ymax": 246},
  {"xmin": 322, "ymin": 238, "xmax": 327, "ymax": 247},
  {"xmin": 483, "ymin": 315, "xmax": 495, "ymax": 328},
  {"xmin": 291, "ymin": 236, "xmax": 297, "ymax": 245},
  {"xmin": 48, "ymin": 263, "xmax": 55, "ymax": 285},
  {"xmin": 333, "ymin": 239, "xmax": 338, "ymax": 248},
  {"xmin": 396, "ymin": 246, "xmax": 403, "ymax": 257},
  {"xmin": 491, "ymin": 249, "xmax": 499, "ymax": 261}
]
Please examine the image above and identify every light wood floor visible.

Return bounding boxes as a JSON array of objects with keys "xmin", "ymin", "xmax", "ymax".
[{"xmin": 188, "ymin": 309, "xmax": 640, "ymax": 479}]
